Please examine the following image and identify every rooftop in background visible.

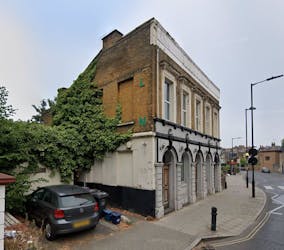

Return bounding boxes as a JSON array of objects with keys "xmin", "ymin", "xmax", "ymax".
[{"xmin": 259, "ymin": 143, "xmax": 283, "ymax": 152}]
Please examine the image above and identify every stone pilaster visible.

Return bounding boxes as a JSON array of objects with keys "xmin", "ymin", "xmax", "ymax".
[
  {"xmin": 155, "ymin": 163, "xmax": 164, "ymax": 218},
  {"xmin": 208, "ymin": 163, "xmax": 215, "ymax": 195},
  {"xmin": 190, "ymin": 163, "xmax": 196, "ymax": 203},
  {"xmin": 215, "ymin": 163, "xmax": 222, "ymax": 192},
  {"xmin": 202, "ymin": 163, "xmax": 207, "ymax": 199},
  {"xmin": 176, "ymin": 163, "xmax": 183, "ymax": 210}
]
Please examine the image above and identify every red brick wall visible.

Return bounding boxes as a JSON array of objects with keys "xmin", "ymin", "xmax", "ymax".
[{"xmin": 93, "ymin": 22, "xmax": 155, "ymax": 133}]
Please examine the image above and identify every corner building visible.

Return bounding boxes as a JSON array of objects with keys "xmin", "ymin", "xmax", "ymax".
[{"xmin": 79, "ymin": 18, "xmax": 222, "ymax": 218}]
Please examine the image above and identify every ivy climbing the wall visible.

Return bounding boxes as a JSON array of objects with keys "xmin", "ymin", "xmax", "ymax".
[
  {"xmin": 0, "ymin": 57, "xmax": 131, "ymax": 214},
  {"xmin": 47, "ymin": 57, "xmax": 131, "ymax": 181}
]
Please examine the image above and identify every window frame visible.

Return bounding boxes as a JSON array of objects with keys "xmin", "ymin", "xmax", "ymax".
[
  {"xmin": 213, "ymin": 108, "xmax": 219, "ymax": 138},
  {"xmin": 162, "ymin": 70, "xmax": 176, "ymax": 122},
  {"xmin": 181, "ymin": 89, "xmax": 190, "ymax": 127},
  {"xmin": 164, "ymin": 79, "xmax": 171, "ymax": 120},
  {"xmin": 195, "ymin": 94, "xmax": 203, "ymax": 132},
  {"xmin": 205, "ymin": 103, "xmax": 212, "ymax": 136}
]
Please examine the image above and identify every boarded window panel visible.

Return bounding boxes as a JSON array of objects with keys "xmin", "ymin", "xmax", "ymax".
[
  {"xmin": 117, "ymin": 151, "xmax": 133, "ymax": 187},
  {"xmin": 118, "ymin": 79, "xmax": 133, "ymax": 122}
]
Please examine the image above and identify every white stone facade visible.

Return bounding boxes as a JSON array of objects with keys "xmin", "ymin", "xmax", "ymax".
[
  {"xmin": 150, "ymin": 20, "xmax": 220, "ymax": 100},
  {"xmin": 80, "ymin": 132, "xmax": 156, "ymax": 190},
  {"xmin": 80, "ymin": 123, "xmax": 221, "ymax": 218},
  {"xmin": 154, "ymin": 119, "xmax": 221, "ymax": 218}
]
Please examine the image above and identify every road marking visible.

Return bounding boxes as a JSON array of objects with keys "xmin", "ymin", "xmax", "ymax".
[
  {"xmin": 278, "ymin": 186, "xmax": 284, "ymax": 190},
  {"xmin": 271, "ymin": 212, "xmax": 283, "ymax": 215},
  {"xmin": 270, "ymin": 204, "xmax": 284, "ymax": 215},
  {"xmin": 264, "ymin": 185, "xmax": 273, "ymax": 190},
  {"xmin": 211, "ymin": 212, "xmax": 270, "ymax": 247},
  {"xmin": 271, "ymin": 193, "xmax": 278, "ymax": 199}
]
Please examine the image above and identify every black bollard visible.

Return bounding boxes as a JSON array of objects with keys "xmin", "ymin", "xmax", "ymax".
[{"xmin": 211, "ymin": 207, "xmax": 217, "ymax": 231}]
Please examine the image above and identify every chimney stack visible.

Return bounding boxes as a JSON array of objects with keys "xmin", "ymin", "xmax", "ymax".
[{"xmin": 102, "ymin": 30, "xmax": 123, "ymax": 50}]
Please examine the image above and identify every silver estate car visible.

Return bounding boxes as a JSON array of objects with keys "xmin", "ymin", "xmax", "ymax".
[{"xmin": 26, "ymin": 185, "xmax": 100, "ymax": 240}]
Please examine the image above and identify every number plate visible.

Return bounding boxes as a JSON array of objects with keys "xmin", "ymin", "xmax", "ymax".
[{"xmin": 73, "ymin": 219, "xmax": 90, "ymax": 228}]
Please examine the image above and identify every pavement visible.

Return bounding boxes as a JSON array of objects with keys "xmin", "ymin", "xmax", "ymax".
[
  {"xmin": 78, "ymin": 173, "xmax": 267, "ymax": 250},
  {"xmin": 155, "ymin": 173, "xmax": 267, "ymax": 249}
]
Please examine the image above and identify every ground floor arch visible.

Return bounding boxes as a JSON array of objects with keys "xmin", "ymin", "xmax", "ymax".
[
  {"xmin": 181, "ymin": 150, "xmax": 194, "ymax": 204},
  {"xmin": 205, "ymin": 153, "xmax": 214, "ymax": 195},
  {"xmin": 162, "ymin": 149, "xmax": 176, "ymax": 213}
]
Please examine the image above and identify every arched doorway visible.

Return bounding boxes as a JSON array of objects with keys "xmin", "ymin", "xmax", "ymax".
[
  {"xmin": 181, "ymin": 150, "xmax": 193, "ymax": 204},
  {"xmin": 162, "ymin": 149, "xmax": 175, "ymax": 212},
  {"xmin": 206, "ymin": 153, "xmax": 213, "ymax": 195},
  {"xmin": 195, "ymin": 151, "xmax": 204, "ymax": 200}
]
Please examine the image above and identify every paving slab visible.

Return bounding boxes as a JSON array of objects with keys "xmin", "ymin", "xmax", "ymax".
[
  {"xmin": 154, "ymin": 173, "xmax": 266, "ymax": 248},
  {"xmin": 45, "ymin": 174, "xmax": 266, "ymax": 250},
  {"xmin": 80, "ymin": 221, "xmax": 195, "ymax": 250}
]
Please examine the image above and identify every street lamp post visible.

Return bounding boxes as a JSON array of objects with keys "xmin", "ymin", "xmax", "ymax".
[
  {"xmin": 231, "ymin": 137, "xmax": 242, "ymax": 174},
  {"xmin": 245, "ymin": 108, "xmax": 249, "ymax": 188},
  {"xmin": 250, "ymin": 74, "xmax": 283, "ymax": 198}
]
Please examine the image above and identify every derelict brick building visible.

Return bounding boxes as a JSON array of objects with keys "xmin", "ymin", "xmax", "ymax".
[{"xmin": 79, "ymin": 18, "xmax": 221, "ymax": 218}]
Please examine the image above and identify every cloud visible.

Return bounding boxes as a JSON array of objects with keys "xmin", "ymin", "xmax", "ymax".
[{"xmin": 0, "ymin": 8, "xmax": 42, "ymax": 120}]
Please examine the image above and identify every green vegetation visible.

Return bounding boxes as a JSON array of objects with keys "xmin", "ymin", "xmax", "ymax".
[
  {"xmin": 31, "ymin": 98, "xmax": 55, "ymax": 124},
  {"xmin": 0, "ymin": 86, "xmax": 15, "ymax": 119},
  {"xmin": 0, "ymin": 59, "xmax": 131, "ymax": 214}
]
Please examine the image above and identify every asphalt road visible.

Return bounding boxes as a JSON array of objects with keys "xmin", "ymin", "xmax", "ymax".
[{"xmin": 216, "ymin": 171, "xmax": 284, "ymax": 250}]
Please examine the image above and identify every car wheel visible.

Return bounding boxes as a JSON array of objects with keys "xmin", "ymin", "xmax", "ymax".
[{"xmin": 44, "ymin": 221, "xmax": 56, "ymax": 241}]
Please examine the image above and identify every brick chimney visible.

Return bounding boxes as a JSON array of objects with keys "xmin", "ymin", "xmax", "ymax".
[{"xmin": 102, "ymin": 29, "xmax": 123, "ymax": 50}]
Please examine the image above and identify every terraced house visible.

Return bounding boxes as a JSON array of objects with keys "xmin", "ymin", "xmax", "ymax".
[{"xmin": 79, "ymin": 18, "xmax": 222, "ymax": 218}]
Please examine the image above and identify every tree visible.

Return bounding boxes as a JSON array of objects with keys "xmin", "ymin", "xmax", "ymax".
[
  {"xmin": 31, "ymin": 98, "xmax": 55, "ymax": 124},
  {"xmin": 0, "ymin": 86, "xmax": 15, "ymax": 119}
]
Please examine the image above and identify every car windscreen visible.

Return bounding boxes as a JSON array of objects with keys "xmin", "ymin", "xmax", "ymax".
[{"xmin": 60, "ymin": 193, "xmax": 95, "ymax": 208}]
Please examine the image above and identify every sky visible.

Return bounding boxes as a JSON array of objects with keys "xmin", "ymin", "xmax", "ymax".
[{"xmin": 1, "ymin": 0, "xmax": 284, "ymax": 148}]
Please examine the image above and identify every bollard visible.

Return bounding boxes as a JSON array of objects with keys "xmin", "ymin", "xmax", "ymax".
[
  {"xmin": 224, "ymin": 181, "xmax": 227, "ymax": 189},
  {"xmin": 211, "ymin": 207, "xmax": 217, "ymax": 231}
]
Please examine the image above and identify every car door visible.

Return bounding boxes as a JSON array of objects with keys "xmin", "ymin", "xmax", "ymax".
[
  {"xmin": 28, "ymin": 188, "xmax": 46, "ymax": 225},
  {"xmin": 41, "ymin": 189, "xmax": 57, "ymax": 221}
]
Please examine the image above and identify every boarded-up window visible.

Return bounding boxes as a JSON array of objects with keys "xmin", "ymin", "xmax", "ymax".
[
  {"xmin": 117, "ymin": 151, "xmax": 133, "ymax": 187},
  {"xmin": 118, "ymin": 78, "xmax": 133, "ymax": 123}
]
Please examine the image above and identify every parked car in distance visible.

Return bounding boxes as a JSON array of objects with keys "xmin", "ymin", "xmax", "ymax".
[
  {"xmin": 261, "ymin": 167, "xmax": 271, "ymax": 173},
  {"xmin": 26, "ymin": 185, "xmax": 100, "ymax": 240}
]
